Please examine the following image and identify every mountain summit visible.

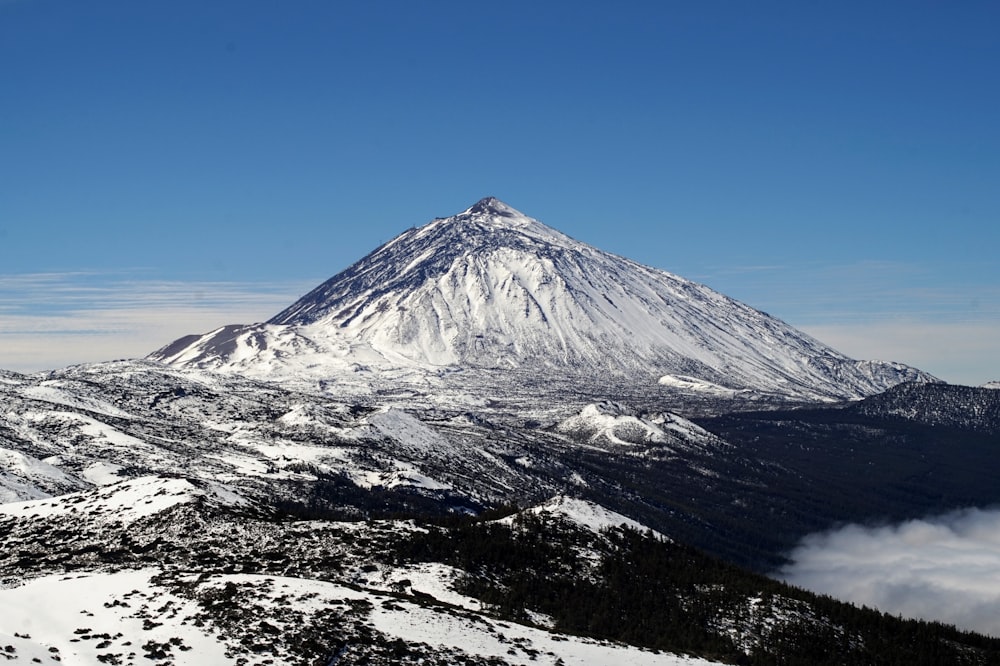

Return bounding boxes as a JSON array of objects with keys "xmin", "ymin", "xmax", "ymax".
[
  {"xmin": 267, "ymin": 197, "xmax": 576, "ymax": 328},
  {"xmin": 150, "ymin": 198, "xmax": 933, "ymax": 400}
]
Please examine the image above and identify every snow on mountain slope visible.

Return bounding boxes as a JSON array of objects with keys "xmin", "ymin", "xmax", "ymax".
[
  {"xmin": 0, "ymin": 474, "xmax": 732, "ymax": 666},
  {"xmin": 0, "ymin": 567, "xmax": 725, "ymax": 666},
  {"xmin": 556, "ymin": 401, "xmax": 729, "ymax": 454},
  {"xmin": 20, "ymin": 382, "xmax": 136, "ymax": 420},
  {"xmin": 0, "ymin": 447, "xmax": 82, "ymax": 502},
  {"xmin": 151, "ymin": 197, "xmax": 933, "ymax": 401},
  {"xmin": 504, "ymin": 495, "xmax": 665, "ymax": 539},
  {"xmin": 0, "ymin": 569, "xmax": 234, "ymax": 665},
  {"xmin": 0, "ymin": 475, "xmax": 249, "ymax": 525},
  {"xmin": 1, "ymin": 359, "xmax": 631, "ymax": 512}
]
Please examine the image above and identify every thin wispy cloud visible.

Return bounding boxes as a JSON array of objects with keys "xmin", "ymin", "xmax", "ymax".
[
  {"xmin": 801, "ymin": 320, "xmax": 1000, "ymax": 385},
  {"xmin": 699, "ymin": 260, "xmax": 1000, "ymax": 322},
  {"xmin": 0, "ymin": 271, "xmax": 315, "ymax": 372},
  {"xmin": 0, "ymin": 272, "xmax": 307, "ymax": 312},
  {"xmin": 778, "ymin": 508, "xmax": 1000, "ymax": 638},
  {"xmin": 687, "ymin": 260, "xmax": 1000, "ymax": 384}
]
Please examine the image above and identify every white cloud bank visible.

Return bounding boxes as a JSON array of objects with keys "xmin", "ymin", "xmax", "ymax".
[{"xmin": 778, "ymin": 507, "xmax": 1000, "ymax": 637}]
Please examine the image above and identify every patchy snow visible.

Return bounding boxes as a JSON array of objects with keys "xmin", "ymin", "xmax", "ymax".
[
  {"xmin": 368, "ymin": 561, "xmax": 483, "ymax": 611},
  {"xmin": 654, "ymin": 411, "xmax": 727, "ymax": 441},
  {"xmin": 251, "ymin": 441, "xmax": 352, "ymax": 466},
  {"xmin": 349, "ymin": 459, "xmax": 452, "ymax": 491},
  {"xmin": 20, "ymin": 384, "xmax": 135, "ymax": 419},
  {"xmin": 206, "ymin": 452, "xmax": 277, "ymax": 478},
  {"xmin": 0, "ymin": 474, "xmax": 49, "ymax": 504},
  {"xmin": 557, "ymin": 402, "xmax": 727, "ymax": 454},
  {"xmin": 81, "ymin": 461, "xmax": 126, "ymax": 486},
  {"xmin": 190, "ymin": 572, "xmax": 727, "ymax": 666},
  {"xmin": 557, "ymin": 403, "xmax": 671, "ymax": 448},
  {"xmin": 505, "ymin": 495, "xmax": 665, "ymax": 539},
  {"xmin": 514, "ymin": 455, "xmax": 533, "ymax": 467},
  {"xmin": 0, "ymin": 569, "xmax": 231, "ymax": 665},
  {"xmin": 365, "ymin": 407, "xmax": 451, "ymax": 452},
  {"xmin": 0, "ymin": 476, "xmax": 246, "ymax": 525},
  {"xmin": 0, "ymin": 568, "xmax": 725, "ymax": 666},
  {"xmin": 368, "ymin": 594, "xmax": 718, "ymax": 666},
  {"xmin": 20, "ymin": 410, "xmax": 154, "ymax": 455},
  {"xmin": 274, "ymin": 402, "xmax": 350, "ymax": 431},
  {"xmin": 0, "ymin": 448, "xmax": 81, "ymax": 503},
  {"xmin": 658, "ymin": 374, "xmax": 740, "ymax": 396}
]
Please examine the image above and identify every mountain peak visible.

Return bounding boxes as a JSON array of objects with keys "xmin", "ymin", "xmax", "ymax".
[
  {"xmin": 462, "ymin": 196, "xmax": 520, "ymax": 218},
  {"xmin": 419, "ymin": 197, "xmax": 569, "ymax": 247}
]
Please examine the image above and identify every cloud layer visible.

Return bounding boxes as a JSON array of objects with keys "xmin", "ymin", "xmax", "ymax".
[
  {"xmin": 0, "ymin": 272, "xmax": 313, "ymax": 372},
  {"xmin": 801, "ymin": 320, "xmax": 1000, "ymax": 387},
  {"xmin": 697, "ymin": 260, "xmax": 1000, "ymax": 385},
  {"xmin": 779, "ymin": 508, "xmax": 1000, "ymax": 637}
]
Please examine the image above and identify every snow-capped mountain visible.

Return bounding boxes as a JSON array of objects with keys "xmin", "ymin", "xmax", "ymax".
[{"xmin": 150, "ymin": 197, "xmax": 932, "ymax": 401}]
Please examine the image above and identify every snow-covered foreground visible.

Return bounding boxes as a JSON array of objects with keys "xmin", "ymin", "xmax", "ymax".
[
  {"xmin": 0, "ymin": 569, "xmax": 230, "ymax": 665},
  {"xmin": 0, "ymin": 568, "xmax": 725, "ymax": 666},
  {"xmin": 0, "ymin": 472, "xmax": 730, "ymax": 665}
]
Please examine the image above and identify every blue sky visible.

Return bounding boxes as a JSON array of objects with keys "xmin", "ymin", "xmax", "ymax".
[{"xmin": 1, "ymin": 0, "xmax": 998, "ymax": 383}]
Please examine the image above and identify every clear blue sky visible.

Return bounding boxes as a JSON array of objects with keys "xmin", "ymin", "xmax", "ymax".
[{"xmin": 2, "ymin": 0, "xmax": 998, "ymax": 384}]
